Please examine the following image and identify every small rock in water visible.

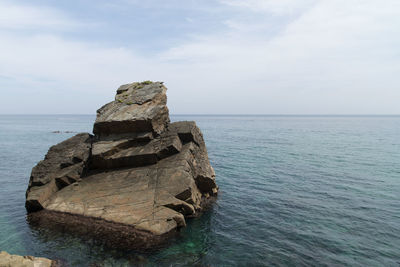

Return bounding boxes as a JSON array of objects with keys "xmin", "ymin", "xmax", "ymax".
[
  {"xmin": 51, "ymin": 130, "xmax": 76, "ymax": 134},
  {"xmin": 0, "ymin": 251, "xmax": 57, "ymax": 267}
]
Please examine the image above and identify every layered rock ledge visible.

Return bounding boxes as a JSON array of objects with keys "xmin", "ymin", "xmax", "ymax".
[{"xmin": 25, "ymin": 81, "xmax": 218, "ymax": 249}]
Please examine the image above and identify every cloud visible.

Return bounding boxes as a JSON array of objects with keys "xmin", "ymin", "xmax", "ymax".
[
  {"xmin": 0, "ymin": 1, "xmax": 82, "ymax": 31},
  {"xmin": 220, "ymin": 0, "xmax": 317, "ymax": 15},
  {"xmin": 0, "ymin": 32, "xmax": 158, "ymax": 113},
  {"xmin": 0, "ymin": 0, "xmax": 400, "ymax": 114},
  {"xmin": 160, "ymin": 0, "xmax": 400, "ymax": 113}
]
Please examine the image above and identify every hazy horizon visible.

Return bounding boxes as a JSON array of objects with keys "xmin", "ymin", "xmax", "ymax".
[
  {"xmin": 1, "ymin": 0, "xmax": 399, "ymax": 114},
  {"xmin": 1, "ymin": 113, "xmax": 399, "ymax": 116}
]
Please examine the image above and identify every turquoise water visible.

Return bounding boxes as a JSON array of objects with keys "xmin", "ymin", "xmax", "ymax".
[{"xmin": 0, "ymin": 115, "xmax": 399, "ymax": 266}]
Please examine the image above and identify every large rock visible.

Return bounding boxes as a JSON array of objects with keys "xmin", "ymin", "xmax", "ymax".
[
  {"xmin": 0, "ymin": 251, "xmax": 57, "ymax": 267},
  {"xmin": 26, "ymin": 81, "xmax": 218, "ymax": 249}
]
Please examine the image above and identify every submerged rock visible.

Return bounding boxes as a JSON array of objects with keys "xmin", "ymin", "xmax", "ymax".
[
  {"xmin": 0, "ymin": 251, "xmax": 57, "ymax": 267},
  {"xmin": 25, "ymin": 81, "xmax": 218, "ymax": 249}
]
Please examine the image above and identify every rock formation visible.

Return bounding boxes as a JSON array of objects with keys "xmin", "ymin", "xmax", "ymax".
[
  {"xmin": 25, "ymin": 81, "xmax": 218, "ymax": 249},
  {"xmin": 0, "ymin": 251, "xmax": 57, "ymax": 267}
]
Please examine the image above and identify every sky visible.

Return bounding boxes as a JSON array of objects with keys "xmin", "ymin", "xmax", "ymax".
[{"xmin": 0, "ymin": 0, "xmax": 399, "ymax": 114}]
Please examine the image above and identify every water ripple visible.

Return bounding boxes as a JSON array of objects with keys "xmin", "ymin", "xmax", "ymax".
[{"xmin": 0, "ymin": 115, "xmax": 399, "ymax": 266}]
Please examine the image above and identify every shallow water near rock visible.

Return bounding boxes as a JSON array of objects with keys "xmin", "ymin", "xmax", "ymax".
[{"xmin": 1, "ymin": 114, "xmax": 399, "ymax": 266}]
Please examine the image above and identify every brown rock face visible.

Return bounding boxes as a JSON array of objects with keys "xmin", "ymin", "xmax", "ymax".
[
  {"xmin": 25, "ymin": 81, "xmax": 218, "ymax": 249},
  {"xmin": 93, "ymin": 81, "xmax": 169, "ymax": 138},
  {"xmin": 26, "ymin": 133, "xmax": 92, "ymax": 212},
  {"xmin": 0, "ymin": 251, "xmax": 57, "ymax": 267}
]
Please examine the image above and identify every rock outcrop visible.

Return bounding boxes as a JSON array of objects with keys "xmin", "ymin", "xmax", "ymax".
[
  {"xmin": 0, "ymin": 251, "xmax": 57, "ymax": 267},
  {"xmin": 25, "ymin": 81, "xmax": 218, "ymax": 249}
]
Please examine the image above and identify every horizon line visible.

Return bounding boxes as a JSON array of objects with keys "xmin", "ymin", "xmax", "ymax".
[{"xmin": 1, "ymin": 114, "xmax": 400, "ymax": 116}]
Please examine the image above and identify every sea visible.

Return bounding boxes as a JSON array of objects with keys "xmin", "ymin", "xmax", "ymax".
[{"xmin": 0, "ymin": 115, "xmax": 399, "ymax": 266}]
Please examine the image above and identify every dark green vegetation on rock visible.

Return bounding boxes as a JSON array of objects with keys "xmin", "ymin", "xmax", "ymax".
[{"xmin": 25, "ymin": 81, "xmax": 218, "ymax": 250}]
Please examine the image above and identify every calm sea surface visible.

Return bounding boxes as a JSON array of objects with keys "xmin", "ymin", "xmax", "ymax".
[{"xmin": 0, "ymin": 115, "xmax": 399, "ymax": 266}]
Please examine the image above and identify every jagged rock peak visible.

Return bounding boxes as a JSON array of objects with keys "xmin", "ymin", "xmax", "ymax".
[{"xmin": 93, "ymin": 81, "xmax": 170, "ymax": 139}]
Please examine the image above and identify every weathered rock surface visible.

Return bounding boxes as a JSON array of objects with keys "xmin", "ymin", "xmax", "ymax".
[
  {"xmin": 0, "ymin": 251, "xmax": 57, "ymax": 267},
  {"xmin": 26, "ymin": 133, "xmax": 92, "ymax": 212},
  {"xmin": 25, "ymin": 81, "xmax": 218, "ymax": 249},
  {"xmin": 93, "ymin": 81, "xmax": 169, "ymax": 138}
]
